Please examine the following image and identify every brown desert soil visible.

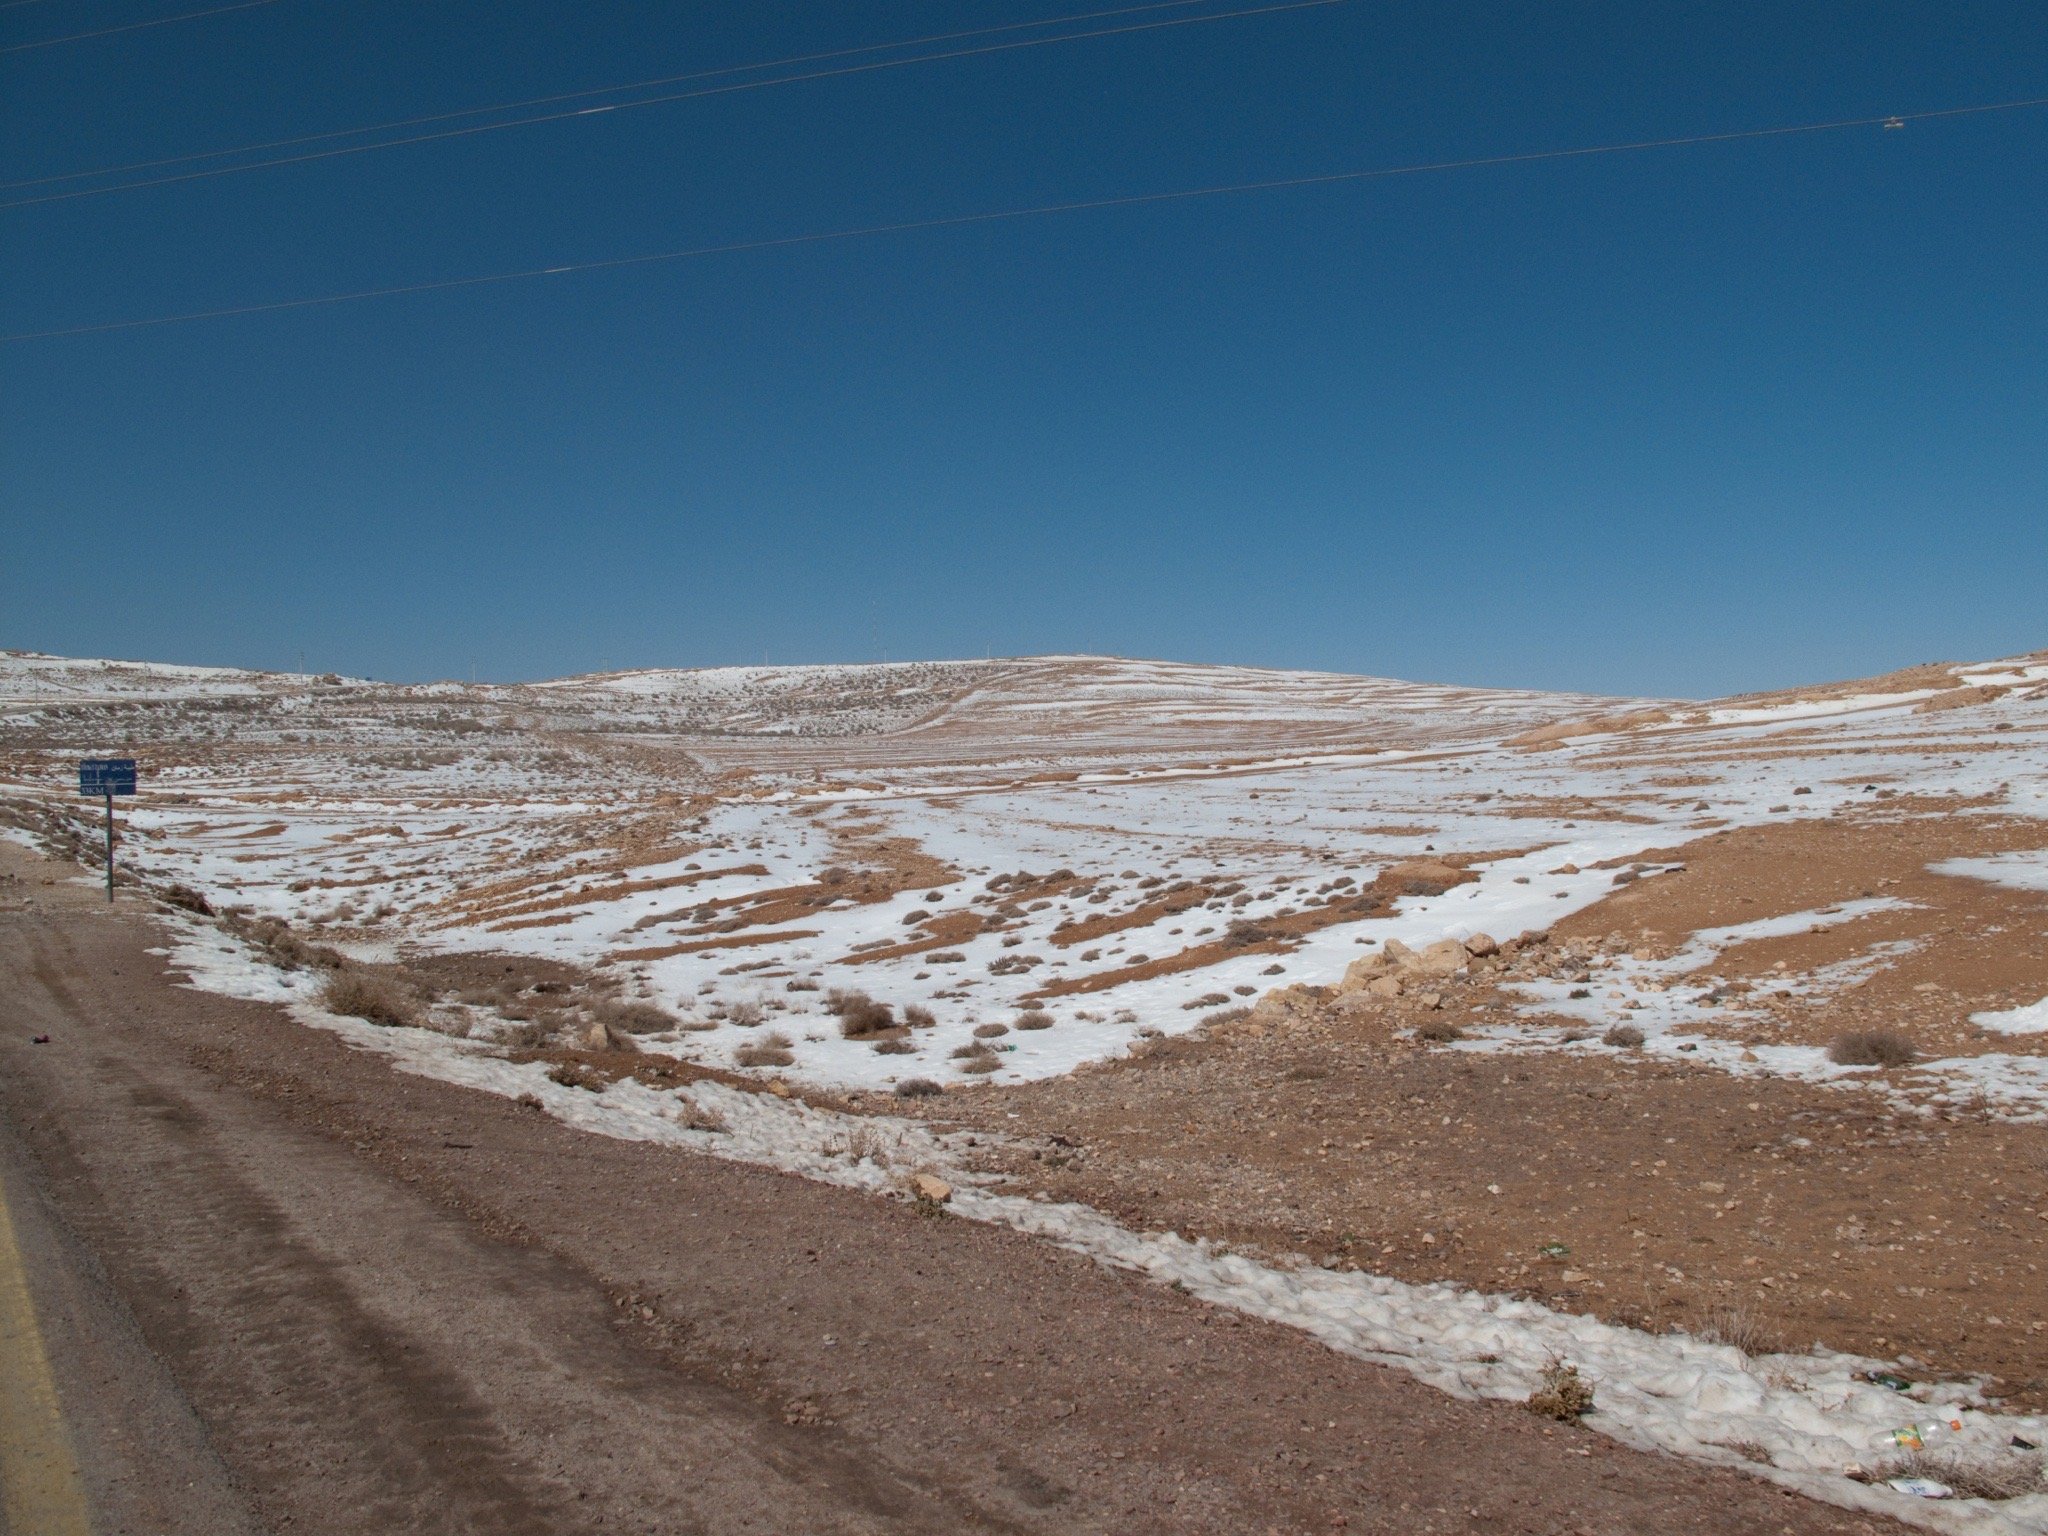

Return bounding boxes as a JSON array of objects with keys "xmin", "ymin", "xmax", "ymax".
[{"xmin": 920, "ymin": 808, "xmax": 2048, "ymax": 1412}]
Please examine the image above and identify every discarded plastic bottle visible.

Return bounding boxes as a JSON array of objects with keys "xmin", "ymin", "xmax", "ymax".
[{"xmin": 1874, "ymin": 1418, "xmax": 1963, "ymax": 1452}]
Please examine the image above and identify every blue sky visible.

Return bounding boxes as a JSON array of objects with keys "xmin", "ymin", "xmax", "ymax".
[{"xmin": 3, "ymin": 1, "xmax": 2043, "ymax": 697}]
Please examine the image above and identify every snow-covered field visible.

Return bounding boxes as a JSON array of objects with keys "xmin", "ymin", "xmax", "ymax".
[
  {"xmin": 7, "ymin": 644, "xmax": 2048, "ymax": 1529},
  {"xmin": 6, "ymin": 646, "xmax": 2044, "ymax": 1113}
]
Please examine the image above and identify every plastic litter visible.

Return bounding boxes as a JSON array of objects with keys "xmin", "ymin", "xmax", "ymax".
[
  {"xmin": 1886, "ymin": 1477, "xmax": 1952, "ymax": 1499},
  {"xmin": 1538, "ymin": 1242, "xmax": 1570, "ymax": 1257},
  {"xmin": 1866, "ymin": 1371, "xmax": 1914, "ymax": 1392},
  {"xmin": 1874, "ymin": 1417, "xmax": 1963, "ymax": 1451}
]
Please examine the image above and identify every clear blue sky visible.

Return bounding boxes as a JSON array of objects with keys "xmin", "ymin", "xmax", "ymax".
[{"xmin": 3, "ymin": 1, "xmax": 2043, "ymax": 697}]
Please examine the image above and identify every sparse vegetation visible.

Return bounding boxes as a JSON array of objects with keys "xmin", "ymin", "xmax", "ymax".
[
  {"xmin": 1829, "ymin": 1029, "xmax": 1916, "ymax": 1067},
  {"xmin": 735, "ymin": 1030, "xmax": 794, "ymax": 1068},
  {"xmin": 320, "ymin": 970, "xmax": 422, "ymax": 1029},
  {"xmin": 1525, "ymin": 1359, "xmax": 1595, "ymax": 1421},
  {"xmin": 591, "ymin": 999, "xmax": 674, "ymax": 1034},
  {"xmin": 1602, "ymin": 1023, "xmax": 1645, "ymax": 1048},
  {"xmin": 1695, "ymin": 1305, "xmax": 1779, "ymax": 1358},
  {"xmin": 827, "ymin": 988, "xmax": 897, "ymax": 1038},
  {"xmin": 901, "ymin": 1004, "xmax": 936, "ymax": 1029}
]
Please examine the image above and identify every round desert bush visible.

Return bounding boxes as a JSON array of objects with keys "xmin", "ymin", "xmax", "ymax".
[
  {"xmin": 320, "ymin": 970, "xmax": 422, "ymax": 1029},
  {"xmin": 592, "ymin": 999, "xmax": 674, "ymax": 1034},
  {"xmin": 1828, "ymin": 1029, "xmax": 1915, "ymax": 1067},
  {"xmin": 1602, "ymin": 1023, "xmax": 1645, "ymax": 1048},
  {"xmin": 1012, "ymin": 1009, "xmax": 1054, "ymax": 1031}
]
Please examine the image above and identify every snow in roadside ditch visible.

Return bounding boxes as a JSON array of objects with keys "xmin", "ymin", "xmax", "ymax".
[{"xmin": 151, "ymin": 916, "xmax": 2048, "ymax": 1535}]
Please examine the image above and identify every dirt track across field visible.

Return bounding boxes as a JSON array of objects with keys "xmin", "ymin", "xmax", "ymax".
[{"xmin": 0, "ymin": 844, "xmax": 1905, "ymax": 1535}]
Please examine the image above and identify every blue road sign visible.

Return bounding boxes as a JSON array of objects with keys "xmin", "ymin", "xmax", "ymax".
[{"xmin": 79, "ymin": 758, "xmax": 138, "ymax": 796}]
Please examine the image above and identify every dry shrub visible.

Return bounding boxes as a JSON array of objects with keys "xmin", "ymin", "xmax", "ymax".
[
  {"xmin": 957, "ymin": 1055, "xmax": 999, "ymax": 1075},
  {"xmin": 1415, "ymin": 1017, "xmax": 1464, "ymax": 1043},
  {"xmin": 927, "ymin": 950, "xmax": 966, "ymax": 963},
  {"xmin": 1602, "ymin": 1023, "xmax": 1645, "ymax": 1048},
  {"xmin": 1829, "ymin": 1029, "xmax": 1915, "ymax": 1067},
  {"xmin": 1013, "ymin": 1009, "xmax": 1054, "ymax": 1031},
  {"xmin": 1202, "ymin": 1006, "xmax": 1252, "ymax": 1028},
  {"xmin": 726, "ymin": 1000, "xmax": 765, "ymax": 1028},
  {"xmin": 973, "ymin": 1022, "xmax": 1009, "ymax": 1038},
  {"xmin": 872, "ymin": 1038, "xmax": 914, "ymax": 1055},
  {"xmin": 1224, "ymin": 919, "xmax": 1272, "ymax": 947},
  {"xmin": 734, "ymin": 1041, "xmax": 794, "ymax": 1069},
  {"xmin": 1182, "ymin": 992, "xmax": 1231, "ymax": 1010},
  {"xmin": 239, "ymin": 915, "xmax": 345, "ymax": 972},
  {"xmin": 830, "ymin": 990, "xmax": 897, "ymax": 1038},
  {"xmin": 901, "ymin": 1004, "xmax": 936, "ymax": 1029},
  {"xmin": 501, "ymin": 1018, "xmax": 558, "ymax": 1050},
  {"xmin": 320, "ymin": 970, "xmax": 422, "ymax": 1029},
  {"xmin": 894, "ymin": 1078, "xmax": 941, "ymax": 1098},
  {"xmin": 1526, "ymin": 1359, "xmax": 1594, "ymax": 1421},
  {"xmin": 951, "ymin": 1040, "xmax": 995, "ymax": 1060},
  {"xmin": 679, "ymin": 1100, "xmax": 729, "ymax": 1134},
  {"xmin": 591, "ymin": 999, "xmax": 673, "ymax": 1034},
  {"xmin": 160, "ymin": 883, "xmax": 213, "ymax": 915},
  {"xmin": 1863, "ymin": 1451, "xmax": 2045, "ymax": 1500},
  {"xmin": 1696, "ymin": 1305, "xmax": 1780, "ymax": 1358}
]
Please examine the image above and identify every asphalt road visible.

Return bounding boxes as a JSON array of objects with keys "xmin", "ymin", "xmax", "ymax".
[{"xmin": 0, "ymin": 839, "xmax": 1905, "ymax": 1535}]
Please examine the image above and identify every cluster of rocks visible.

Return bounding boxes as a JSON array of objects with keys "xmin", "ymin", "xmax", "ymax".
[{"xmin": 1241, "ymin": 927, "xmax": 1676, "ymax": 1032}]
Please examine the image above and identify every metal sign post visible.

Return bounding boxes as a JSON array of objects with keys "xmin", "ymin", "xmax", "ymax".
[{"xmin": 77, "ymin": 758, "xmax": 138, "ymax": 902}]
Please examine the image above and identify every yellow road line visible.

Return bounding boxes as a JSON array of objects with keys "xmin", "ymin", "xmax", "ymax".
[{"xmin": 0, "ymin": 1174, "xmax": 91, "ymax": 1536}]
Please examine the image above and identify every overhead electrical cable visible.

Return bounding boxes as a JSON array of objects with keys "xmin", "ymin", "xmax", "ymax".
[
  {"xmin": 0, "ymin": 0, "xmax": 1347, "ymax": 208},
  {"xmin": 6, "ymin": 95, "xmax": 2043, "ymax": 345},
  {"xmin": 3, "ymin": 0, "xmax": 1238, "ymax": 192},
  {"xmin": 0, "ymin": 0, "xmax": 281, "ymax": 54}
]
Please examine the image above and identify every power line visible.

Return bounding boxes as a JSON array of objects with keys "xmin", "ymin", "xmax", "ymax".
[
  {"xmin": 0, "ymin": 0, "xmax": 1346, "ymax": 209},
  {"xmin": 0, "ymin": 0, "xmax": 280, "ymax": 54},
  {"xmin": 7, "ymin": 95, "xmax": 2043, "ymax": 345},
  {"xmin": 3, "ymin": 0, "xmax": 1232, "ymax": 192}
]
